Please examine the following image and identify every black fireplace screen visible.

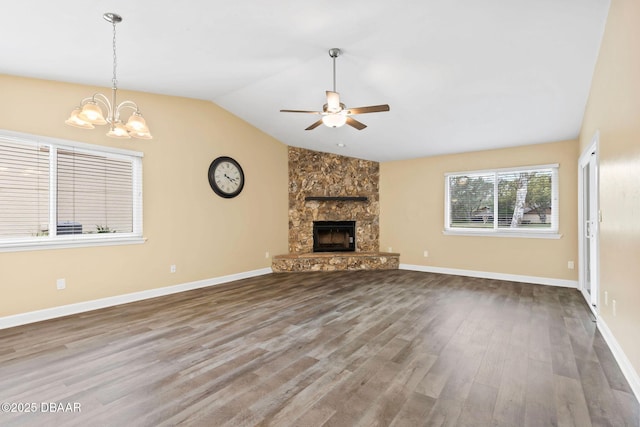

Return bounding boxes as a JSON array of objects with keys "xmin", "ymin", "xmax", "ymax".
[{"xmin": 313, "ymin": 221, "xmax": 356, "ymax": 252}]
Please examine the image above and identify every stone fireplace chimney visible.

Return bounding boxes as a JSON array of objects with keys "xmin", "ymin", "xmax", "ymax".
[{"xmin": 287, "ymin": 147, "xmax": 380, "ymax": 254}]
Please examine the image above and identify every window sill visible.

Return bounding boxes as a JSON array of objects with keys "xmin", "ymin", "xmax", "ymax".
[
  {"xmin": 443, "ymin": 230, "xmax": 562, "ymax": 239},
  {"xmin": 0, "ymin": 236, "xmax": 147, "ymax": 253}
]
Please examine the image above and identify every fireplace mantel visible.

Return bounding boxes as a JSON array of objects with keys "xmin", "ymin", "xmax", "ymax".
[{"xmin": 305, "ymin": 196, "xmax": 368, "ymax": 202}]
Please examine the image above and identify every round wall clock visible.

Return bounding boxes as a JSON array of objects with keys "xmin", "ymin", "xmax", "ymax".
[{"xmin": 208, "ymin": 156, "xmax": 245, "ymax": 198}]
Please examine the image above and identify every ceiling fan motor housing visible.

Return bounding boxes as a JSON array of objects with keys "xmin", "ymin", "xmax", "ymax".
[{"xmin": 323, "ymin": 102, "xmax": 346, "ymax": 114}]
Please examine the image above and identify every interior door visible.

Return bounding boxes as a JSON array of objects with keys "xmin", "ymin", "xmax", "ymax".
[{"xmin": 579, "ymin": 142, "xmax": 599, "ymax": 312}]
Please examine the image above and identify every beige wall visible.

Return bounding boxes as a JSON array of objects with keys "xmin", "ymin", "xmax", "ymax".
[
  {"xmin": 380, "ymin": 140, "xmax": 579, "ymax": 281},
  {"xmin": 0, "ymin": 75, "xmax": 289, "ymax": 317},
  {"xmin": 579, "ymin": 0, "xmax": 640, "ymax": 375}
]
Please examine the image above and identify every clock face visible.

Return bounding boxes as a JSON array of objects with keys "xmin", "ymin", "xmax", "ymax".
[{"xmin": 208, "ymin": 156, "xmax": 245, "ymax": 198}]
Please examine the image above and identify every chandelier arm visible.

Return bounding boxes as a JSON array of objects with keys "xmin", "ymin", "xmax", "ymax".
[
  {"xmin": 88, "ymin": 93, "xmax": 114, "ymax": 123},
  {"xmin": 115, "ymin": 100, "xmax": 141, "ymax": 113},
  {"xmin": 114, "ymin": 101, "xmax": 141, "ymax": 125}
]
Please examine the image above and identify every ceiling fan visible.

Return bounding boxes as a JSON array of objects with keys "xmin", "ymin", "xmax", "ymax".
[{"xmin": 280, "ymin": 48, "xmax": 390, "ymax": 131}]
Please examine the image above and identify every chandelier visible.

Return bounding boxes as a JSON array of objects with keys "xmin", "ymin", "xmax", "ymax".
[{"xmin": 65, "ymin": 13, "xmax": 152, "ymax": 140}]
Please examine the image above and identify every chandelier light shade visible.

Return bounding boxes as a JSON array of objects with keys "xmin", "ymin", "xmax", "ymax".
[
  {"xmin": 65, "ymin": 13, "xmax": 152, "ymax": 140},
  {"xmin": 64, "ymin": 108, "xmax": 95, "ymax": 129}
]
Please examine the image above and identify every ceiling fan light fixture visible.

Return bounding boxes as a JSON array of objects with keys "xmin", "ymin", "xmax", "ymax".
[{"xmin": 322, "ymin": 113, "xmax": 347, "ymax": 128}]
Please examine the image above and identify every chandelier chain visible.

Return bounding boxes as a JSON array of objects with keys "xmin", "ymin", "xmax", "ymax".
[{"xmin": 111, "ymin": 20, "xmax": 118, "ymax": 90}]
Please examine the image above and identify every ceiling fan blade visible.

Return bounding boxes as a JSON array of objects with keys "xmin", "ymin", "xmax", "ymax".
[
  {"xmin": 326, "ymin": 91, "xmax": 341, "ymax": 112},
  {"xmin": 346, "ymin": 116, "xmax": 367, "ymax": 130},
  {"xmin": 347, "ymin": 104, "xmax": 390, "ymax": 115},
  {"xmin": 280, "ymin": 109, "xmax": 322, "ymax": 114},
  {"xmin": 305, "ymin": 119, "xmax": 324, "ymax": 130}
]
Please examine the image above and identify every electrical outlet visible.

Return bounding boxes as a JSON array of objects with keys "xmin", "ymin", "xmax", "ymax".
[
  {"xmin": 604, "ymin": 291, "xmax": 608, "ymax": 306},
  {"xmin": 388, "ymin": 247, "xmax": 393, "ymax": 252},
  {"xmin": 265, "ymin": 251, "xmax": 270, "ymax": 259},
  {"xmin": 56, "ymin": 278, "xmax": 66, "ymax": 290},
  {"xmin": 567, "ymin": 261, "xmax": 574, "ymax": 270},
  {"xmin": 423, "ymin": 250, "xmax": 429, "ymax": 258},
  {"xmin": 170, "ymin": 265, "xmax": 176, "ymax": 273},
  {"xmin": 612, "ymin": 299, "xmax": 617, "ymax": 317}
]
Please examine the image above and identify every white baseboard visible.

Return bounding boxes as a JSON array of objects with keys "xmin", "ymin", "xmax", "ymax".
[
  {"xmin": 400, "ymin": 264, "xmax": 578, "ymax": 288},
  {"xmin": 597, "ymin": 317, "xmax": 640, "ymax": 404},
  {"xmin": 0, "ymin": 267, "xmax": 273, "ymax": 330}
]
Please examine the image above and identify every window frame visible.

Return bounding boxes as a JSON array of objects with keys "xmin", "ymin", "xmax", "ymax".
[
  {"xmin": 444, "ymin": 164, "xmax": 561, "ymax": 239},
  {"xmin": 0, "ymin": 129, "xmax": 145, "ymax": 252}
]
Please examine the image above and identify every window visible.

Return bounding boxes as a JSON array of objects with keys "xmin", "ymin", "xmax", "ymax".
[
  {"xmin": 445, "ymin": 164, "xmax": 559, "ymax": 237},
  {"xmin": 0, "ymin": 130, "xmax": 143, "ymax": 251}
]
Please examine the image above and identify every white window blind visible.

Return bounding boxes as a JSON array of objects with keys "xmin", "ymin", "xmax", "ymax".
[
  {"xmin": 57, "ymin": 149, "xmax": 134, "ymax": 235},
  {"xmin": 0, "ymin": 130, "xmax": 143, "ymax": 251},
  {"xmin": 0, "ymin": 140, "xmax": 50, "ymax": 238},
  {"xmin": 448, "ymin": 172, "xmax": 495, "ymax": 229},
  {"xmin": 445, "ymin": 165, "xmax": 559, "ymax": 236}
]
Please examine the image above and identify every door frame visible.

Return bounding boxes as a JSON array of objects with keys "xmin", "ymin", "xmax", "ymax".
[{"xmin": 578, "ymin": 131, "xmax": 600, "ymax": 318}]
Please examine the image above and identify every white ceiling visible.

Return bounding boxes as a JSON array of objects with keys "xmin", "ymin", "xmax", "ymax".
[{"xmin": 1, "ymin": 1, "xmax": 610, "ymax": 162}]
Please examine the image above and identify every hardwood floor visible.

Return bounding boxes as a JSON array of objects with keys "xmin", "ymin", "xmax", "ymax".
[{"xmin": 0, "ymin": 270, "xmax": 638, "ymax": 426}]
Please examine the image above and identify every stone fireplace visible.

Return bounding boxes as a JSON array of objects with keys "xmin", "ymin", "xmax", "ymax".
[
  {"xmin": 287, "ymin": 147, "xmax": 379, "ymax": 253},
  {"xmin": 272, "ymin": 147, "xmax": 399, "ymax": 272}
]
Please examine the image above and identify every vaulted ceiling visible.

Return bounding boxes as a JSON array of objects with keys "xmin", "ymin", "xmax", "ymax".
[{"xmin": 1, "ymin": 1, "xmax": 610, "ymax": 161}]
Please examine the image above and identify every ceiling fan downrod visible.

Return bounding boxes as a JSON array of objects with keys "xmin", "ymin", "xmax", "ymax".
[{"xmin": 328, "ymin": 48, "xmax": 341, "ymax": 93}]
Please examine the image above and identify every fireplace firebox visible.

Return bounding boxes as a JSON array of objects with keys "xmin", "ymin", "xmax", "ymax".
[{"xmin": 313, "ymin": 221, "xmax": 356, "ymax": 252}]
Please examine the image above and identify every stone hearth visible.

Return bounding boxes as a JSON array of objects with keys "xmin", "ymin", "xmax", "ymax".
[{"xmin": 272, "ymin": 252, "xmax": 400, "ymax": 272}]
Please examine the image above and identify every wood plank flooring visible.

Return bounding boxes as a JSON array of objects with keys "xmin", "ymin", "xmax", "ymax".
[{"xmin": 0, "ymin": 270, "xmax": 638, "ymax": 426}]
